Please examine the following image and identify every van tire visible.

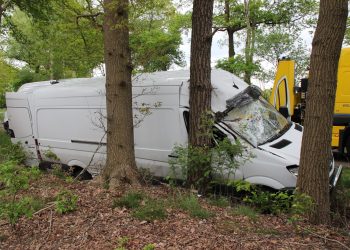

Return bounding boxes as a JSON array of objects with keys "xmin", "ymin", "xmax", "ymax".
[{"xmin": 72, "ymin": 166, "xmax": 92, "ymax": 180}]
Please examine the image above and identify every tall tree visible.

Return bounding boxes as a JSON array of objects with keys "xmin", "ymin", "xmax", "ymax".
[
  {"xmin": 297, "ymin": 0, "xmax": 348, "ymax": 224},
  {"xmin": 188, "ymin": 0, "xmax": 214, "ymax": 189},
  {"xmin": 215, "ymin": 0, "xmax": 317, "ymax": 83},
  {"xmin": 0, "ymin": 0, "xmax": 53, "ymax": 27},
  {"xmin": 102, "ymin": 0, "xmax": 140, "ymax": 188}
]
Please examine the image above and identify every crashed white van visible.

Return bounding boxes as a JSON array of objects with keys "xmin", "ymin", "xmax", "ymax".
[{"xmin": 5, "ymin": 69, "xmax": 342, "ymax": 189}]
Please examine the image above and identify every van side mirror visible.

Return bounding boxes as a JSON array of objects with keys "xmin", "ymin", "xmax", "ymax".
[{"xmin": 279, "ymin": 106, "xmax": 289, "ymax": 119}]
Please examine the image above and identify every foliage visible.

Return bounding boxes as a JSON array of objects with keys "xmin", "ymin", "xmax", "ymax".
[
  {"xmin": 214, "ymin": 0, "xmax": 317, "ymax": 84},
  {"xmin": 5, "ymin": 5, "xmax": 103, "ymax": 80},
  {"xmin": 228, "ymin": 180, "xmax": 313, "ymax": 216},
  {"xmin": 132, "ymin": 199, "xmax": 167, "ymax": 221},
  {"xmin": 0, "ymin": 161, "xmax": 41, "ymax": 225},
  {"xmin": 143, "ymin": 243, "xmax": 155, "ymax": 250},
  {"xmin": 0, "ymin": 56, "xmax": 19, "ymax": 108},
  {"xmin": 216, "ymin": 55, "xmax": 261, "ymax": 82},
  {"xmin": 55, "ymin": 189, "xmax": 78, "ymax": 214},
  {"xmin": 176, "ymin": 194, "xmax": 212, "ymax": 219},
  {"xmin": 115, "ymin": 236, "xmax": 129, "ymax": 250},
  {"xmin": 112, "ymin": 192, "xmax": 143, "ymax": 209},
  {"xmin": 345, "ymin": 17, "xmax": 350, "ymax": 45},
  {"xmin": 330, "ymin": 168, "xmax": 350, "ymax": 227},
  {"xmin": 129, "ymin": 0, "xmax": 186, "ymax": 71},
  {"xmin": 169, "ymin": 137, "xmax": 245, "ymax": 188},
  {"xmin": 0, "ymin": 130, "xmax": 26, "ymax": 164}
]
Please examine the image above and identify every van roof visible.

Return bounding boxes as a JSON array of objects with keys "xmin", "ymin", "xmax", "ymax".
[{"xmin": 29, "ymin": 69, "xmax": 249, "ymax": 112}]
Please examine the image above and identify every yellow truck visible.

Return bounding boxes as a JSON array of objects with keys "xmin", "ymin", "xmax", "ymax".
[{"xmin": 269, "ymin": 47, "xmax": 350, "ymax": 156}]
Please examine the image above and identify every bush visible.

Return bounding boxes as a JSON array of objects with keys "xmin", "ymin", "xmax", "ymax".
[
  {"xmin": 0, "ymin": 131, "xmax": 27, "ymax": 164},
  {"xmin": 169, "ymin": 138, "xmax": 246, "ymax": 189},
  {"xmin": 0, "ymin": 197, "xmax": 44, "ymax": 225},
  {"xmin": 0, "ymin": 161, "xmax": 41, "ymax": 225},
  {"xmin": 177, "ymin": 194, "xmax": 212, "ymax": 219},
  {"xmin": 55, "ymin": 190, "xmax": 78, "ymax": 214}
]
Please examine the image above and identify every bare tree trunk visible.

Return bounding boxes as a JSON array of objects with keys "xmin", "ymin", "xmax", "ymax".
[
  {"xmin": 188, "ymin": 0, "xmax": 214, "ymax": 189},
  {"xmin": 102, "ymin": 0, "xmax": 140, "ymax": 189},
  {"xmin": 297, "ymin": 0, "xmax": 348, "ymax": 225},
  {"xmin": 244, "ymin": 0, "xmax": 252, "ymax": 84},
  {"xmin": 224, "ymin": 0, "xmax": 235, "ymax": 58},
  {"xmin": 227, "ymin": 29, "xmax": 235, "ymax": 58}
]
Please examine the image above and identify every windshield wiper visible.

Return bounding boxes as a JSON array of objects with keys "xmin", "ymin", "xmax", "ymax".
[{"xmin": 259, "ymin": 122, "xmax": 292, "ymax": 145}]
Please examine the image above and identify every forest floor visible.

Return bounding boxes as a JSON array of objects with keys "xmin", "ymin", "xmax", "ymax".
[
  {"xmin": 0, "ymin": 123, "xmax": 350, "ymax": 250},
  {"xmin": 0, "ymin": 173, "xmax": 350, "ymax": 250}
]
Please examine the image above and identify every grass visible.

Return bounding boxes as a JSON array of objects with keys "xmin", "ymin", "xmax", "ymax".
[
  {"xmin": 112, "ymin": 192, "xmax": 144, "ymax": 209},
  {"xmin": 0, "ymin": 108, "xmax": 5, "ymax": 122},
  {"xmin": 339, "ymin": 167, "xmax": 350, "ymax": 189},
  {"xmin": 177, "ymin": 194, "xmax": 212, "ymax": 219},
  {"xmin": 208, "ymin": 196, "xmax": 230, "ymax": 208},
  {"xmin": 232, "ymin": 205, "xmax": 258, "ymax": 220},
  {"xmin": 132, "ymin": 199, "xmax": 167, "ymax": 221}
]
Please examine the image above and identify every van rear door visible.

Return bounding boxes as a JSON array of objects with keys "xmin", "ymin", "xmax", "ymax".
[
  {"xmin": 5, "ymin": 92, "xmax": 38, "ymax": 164},
  {"xmin": 6, "ymin": 92, "xmax": 33, "ymax": 140}
]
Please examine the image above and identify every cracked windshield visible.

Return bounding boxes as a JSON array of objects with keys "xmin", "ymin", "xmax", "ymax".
[{"xmin": 223, "ymin": 97, "xmax": 289, "ymax": 147}]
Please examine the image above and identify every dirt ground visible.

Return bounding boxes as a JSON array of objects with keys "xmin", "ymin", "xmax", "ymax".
[{"xmin": 1, "ymin": 174, "xmax": 349, "ymax": 250}]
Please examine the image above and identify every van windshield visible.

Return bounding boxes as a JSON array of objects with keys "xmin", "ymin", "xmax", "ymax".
[{"xmin": 222, "ymin": 97, "xmax": 290, "ymax": 147}]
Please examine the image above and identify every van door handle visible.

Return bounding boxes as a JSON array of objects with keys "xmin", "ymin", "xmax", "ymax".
[{"xmin": 168, "ymin": 154, "xmax": 178, "ymax": 158}]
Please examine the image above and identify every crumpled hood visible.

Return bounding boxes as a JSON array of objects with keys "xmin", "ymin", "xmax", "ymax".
[{"xmin": 258, "ymin": 123, "xmax": 303, "ymax": 165}]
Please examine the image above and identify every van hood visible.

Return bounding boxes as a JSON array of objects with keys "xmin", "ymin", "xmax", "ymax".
[{"xmin": 258, "ymin": 123, "xmax": 302, "ymax": 165}]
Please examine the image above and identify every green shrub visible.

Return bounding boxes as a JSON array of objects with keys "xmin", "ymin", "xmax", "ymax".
[
  {"xmin": 132, "ymin": 199, "xmax": 167, "ymax": 222},
  {"xmin": 177, "ymin": 194, "xmax": 212, "ymax": 219},
  {"xmin": 55, "ymin": 190, "xmax": 78, "ymax": 214},
  {"xmin": 113, "ymin": 192, "xmax": 143, "ymax": 209},
  {"xmin": 0, "ymin": 196, "xmax": 44, "ymax": 225},
  {"xmin": 115, "ymin": 236, "xmax": 129, "ymax": 250},
  {"xmin": 143, "ymin": 243, "xmax": 155, "ymax": 250},
  {"xmin": 0, "ymin": 131, "xmax": 27, "ymax": 164},
  {"xmin": 0, "ymin": 161, "xmax": 41, "ymax": 225}
]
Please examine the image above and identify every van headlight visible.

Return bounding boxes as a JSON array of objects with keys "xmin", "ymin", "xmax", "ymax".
[{"xmin": 287, "ymin": 165, "xmax": 299, "ymax": 177}]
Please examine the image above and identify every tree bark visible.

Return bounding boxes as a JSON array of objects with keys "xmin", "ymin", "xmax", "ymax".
[
  {"xmin": 297, "ymin": 0, "xmax": 348, "ymax": 225},
  {"xmin": 188, "ymin": 0, "xmax": 214, "ymax": 188},
  {"xmin": 243, "ymin": 0, "xmax": 251, "ymax": 84},
  {"xmin": 102, "ymin": 0, "xmax": 140, "ymax": 189},
  {"xmin": 224, "ymin": 0, "xmax": 235, "ymax": 58}
]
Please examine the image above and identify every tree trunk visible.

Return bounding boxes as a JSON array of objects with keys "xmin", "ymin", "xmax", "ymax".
[
  {"xmin": 227, "ymin": 29, "xmax": 235, "ymax": 58},
  {"xmin": 244, "ymin": 0, "xmax": 252, "ymax": 84},
  {"xmin": 224, "ymin": 0, "xmax": 235, "ymax": 58},
  {"xmin": 297, "ymin": 0, "xmax": 348, "ymax": 225},
  {"xmin": 0, "ymin": 0, "xmax": 5, "ymax": 26},
  {"xmin": 188, "ymin": 0, "xmax": 214, "ymax": 188},
  {"xmin": 102, "ymin": 0, "xmax": 140, "ymax": 189}
]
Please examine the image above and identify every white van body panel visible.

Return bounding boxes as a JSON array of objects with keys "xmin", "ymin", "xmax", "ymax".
[{"xmin": 6, "ymin": 69, "xmax": 312, "ymax": 189}]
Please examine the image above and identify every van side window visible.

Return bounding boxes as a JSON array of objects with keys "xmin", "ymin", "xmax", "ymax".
[{"xmin": 183, "ymin": 111, "xmax": 189, "ymax": 133}]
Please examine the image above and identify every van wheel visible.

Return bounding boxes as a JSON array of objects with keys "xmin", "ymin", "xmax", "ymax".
[{"xmin": 72, "ymin": 166, "xmax": 92, "ymax": 180}]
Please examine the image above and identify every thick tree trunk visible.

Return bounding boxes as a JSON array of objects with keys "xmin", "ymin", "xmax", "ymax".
[
  {"xmin": 297, "ymin": 0, "xmax": 348, "ymax": 224},
  {"xmin": 188, "ymin": 0, "xmax": 214, "ymax": 188},
  {"xmin": 102, "ymin": 0, "xmax": 140, "ymax": 189}
]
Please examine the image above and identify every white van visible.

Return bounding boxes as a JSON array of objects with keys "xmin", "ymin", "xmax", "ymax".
[{"xmin": 5, "ymin": 69, "xmax": 342, "ymax": 189}]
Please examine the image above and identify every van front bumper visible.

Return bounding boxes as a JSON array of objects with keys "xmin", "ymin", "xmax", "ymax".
[{"xmin": 330, "ymin": 165, "xmax": 342, "ymax": 188}]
